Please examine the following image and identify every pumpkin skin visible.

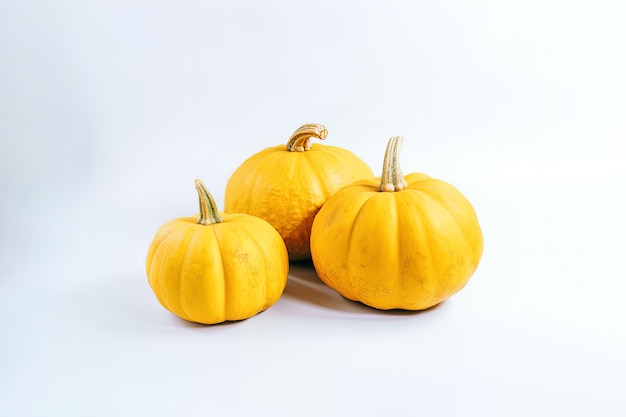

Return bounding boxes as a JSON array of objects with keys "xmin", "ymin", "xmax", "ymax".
[
  {"xmin": 224, "ymin": 123, "xmax": 374, "ymax": 261},
  {"xmin": 310, "ymin": 136, "xmax": 483, "ymax": 310},
  {"xmin": 146, "ymin": 180, "xmax": 289, "ymax": 324}
]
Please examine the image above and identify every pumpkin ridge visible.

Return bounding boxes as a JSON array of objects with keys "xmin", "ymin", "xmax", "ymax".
[
  {"xmin": 233, "ymin": 220, "xmax": 270, "ymax": 312},
  {"xmin": 409, "ymin": 183, "xmax": 478, "ymax": 260},
  {"xmin": 406, "ymin": 187, "xmax": 479, "ymax": 303},
  {"xmin": 381, "ymin": 188, "xmax": 428, "ymax": 309},
  {"xmin": 271, "ymin": 150, "xmax": 298, "ymax": 228},
  {"xmin": 236, "ymin": 215, "xmax": 288, "ymax": 314},
  {"xmin": 252, "ymin": 227, "xmax": 276, "ymax": 310},
  {"xmin": 345, "ymin": 192, "xmax": 380, "ymax": 296},
  {"xmin": 211, "ymin": 223, "xmax": 230, "ymax": 321},
  {"xmin": 158, "ymin": 227, "xmax": 189, "ymax": 320},
  {"xmin": 302, "ymin": 148, "xmax": 332, "ymax": 203},
  {"xmin": 147, "ymin": 228, "xmax": 174, "ymax": 311},
  {"xmin": 195, "ymin": 228, "xmax": 216, "ymax": 323},
  {"xmin": 151, "ymin": 225, "xmax": 193, "ymax": 314},
  {"xmin": 175, "ymin": 227, "xmax": 197, "ymax": 322},
  {"xmin": 256, "ymin": 216, "xmax": 288, "ymax": 307},
  {"xmin": 390, "ymin": 191, "xmax": 403, "ymax": 298},
  {"xmin": 147, "ymin": 222, "xmax": 172, "ymax": 280},
  {"xmin": 400, "ymin": 192, "xmax": 438, "ymax": 308},
  {"xmin": 319, "ymin": 146, "xmax": 368, "ymax": 195}
]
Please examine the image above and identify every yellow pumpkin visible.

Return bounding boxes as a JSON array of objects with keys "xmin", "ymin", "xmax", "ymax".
[
  {"xmin": 310, "ymin": 136, "xmax": 484, "ymax": 310},
  {"xmin": 146, "ymin": 179, "xmax": 289, "ymax": 324},
  {"xmin": 224, "ymin": 123, "xmax": 374, "ymax": 261}
]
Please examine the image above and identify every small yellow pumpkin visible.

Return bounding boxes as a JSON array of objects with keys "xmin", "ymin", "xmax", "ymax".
[
  {"xmin": 310, "ymin": 136, "xmax": 484, "ymax": 310},
  {"xmin": 146, "ymin": 179, "xmax": 289, "ymax": 324},
  {"xmin": 224, "ymin": 123, "xmax": 374, "ymax": 261}
]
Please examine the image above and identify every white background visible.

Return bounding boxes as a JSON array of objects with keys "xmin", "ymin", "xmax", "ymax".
[{"xmin": 1, "ymin": 1, "xmax": 625, "ymax": 416}]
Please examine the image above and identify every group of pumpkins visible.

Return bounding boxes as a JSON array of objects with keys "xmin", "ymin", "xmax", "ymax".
[{"xmin": 146, "ymin": 123, "xmax": 484, "ymax": 324}]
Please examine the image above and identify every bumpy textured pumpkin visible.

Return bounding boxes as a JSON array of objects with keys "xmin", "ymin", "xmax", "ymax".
[
  {"xmin": 224, "ymin": 123, "xmax": 374, "ymax": 261},
  {"xmin": 146, "ymin": 179, "xmax": 289, "ymax": 324},
  {"xmin": 310, "ymin": 136, "xmax": 483, "ymax": 310}
]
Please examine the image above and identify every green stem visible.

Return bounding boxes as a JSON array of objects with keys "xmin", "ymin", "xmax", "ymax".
[
  {"xmin": 379, "ymin": 136, "xmax": 408, "ymax": 192},
  {"xmin": 286, "ymin": 123, "xmax": 328, "ymax": 152},
  {"xmin": 195, "ymin": 179, "xmax": 223, "ymax": 225}
]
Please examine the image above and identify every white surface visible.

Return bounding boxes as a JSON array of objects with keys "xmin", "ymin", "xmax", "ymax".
[{"xmin": 1, "ymin": 1, "xmax": 626, "ymax": 416}]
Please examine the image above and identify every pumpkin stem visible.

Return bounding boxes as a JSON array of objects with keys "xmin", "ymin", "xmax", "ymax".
[
  {"xmin": 195, "ymin": 179, "xmax": 224, "ymax": 225},
  {"xmin": 286, "ymin": 123, "xmax": 328, "ymax": 152},
  {"xmin": 379, "ymin": 136, "xmax": 408, "ymax": 192}
]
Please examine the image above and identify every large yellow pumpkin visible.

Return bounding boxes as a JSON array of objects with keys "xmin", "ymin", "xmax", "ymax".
[
  {"xmin": 310, "ymin": 136, "xmax": 484, "ymax": 310},
  {"xmin": 146, "ymin": 179, "xmax": 289, "ymax": 324},
  {"xmin": 224, "ymin": 123, "xmax": 374, "ymax": 261}
]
